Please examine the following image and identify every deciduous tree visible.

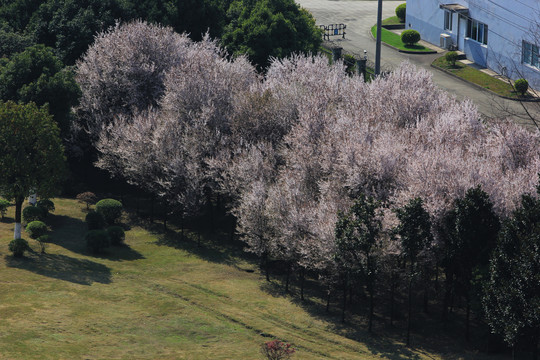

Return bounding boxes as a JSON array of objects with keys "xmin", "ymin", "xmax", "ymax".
[{"xmin": 0, "ymin": 101, "xmax": 65, "ymax": 239}]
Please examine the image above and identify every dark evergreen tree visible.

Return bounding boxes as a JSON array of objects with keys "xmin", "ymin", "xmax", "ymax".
[
  {"xmin": 335, "ymin": 194, "xmax": 382, "ymax": 331},
  {"xmin": 394, "ymin": 197, "xmax": 432, "ymax": 347},
  {"xmin": 484, "ymin": 183, "xmax": 540, "ymax": 359}
]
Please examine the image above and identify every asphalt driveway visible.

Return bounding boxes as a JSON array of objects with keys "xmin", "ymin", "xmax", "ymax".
[{"xmin": 296, "ymin": 0, "xmax": 539, "ymax": 126}]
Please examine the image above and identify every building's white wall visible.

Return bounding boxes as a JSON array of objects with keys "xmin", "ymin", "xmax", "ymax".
[
  {"xmin": 407, "ymin": 0, "xmax": 540, "ymax": 89},
  {"xmin": 406, "ymin": 0, "xmax": 468, "ymax": 48}
]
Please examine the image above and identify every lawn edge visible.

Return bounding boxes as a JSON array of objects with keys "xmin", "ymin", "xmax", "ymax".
[
  {"xmin": 369, "ymin": 25, "xmax": 437, "ymax": 55},
  {"xmin": 431, "ymin": 61, "xmax": 540, "ymax": 102}
]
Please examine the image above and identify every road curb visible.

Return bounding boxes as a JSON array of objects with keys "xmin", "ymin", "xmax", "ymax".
[{"xmin": 430, "ymin": 63, "xmax": 540, "ymax": 102}]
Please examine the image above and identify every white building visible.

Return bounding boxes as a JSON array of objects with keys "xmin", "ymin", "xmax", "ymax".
[{"xmin": 406, "ymin": 0, "xmax": 540, "ymax": 89}]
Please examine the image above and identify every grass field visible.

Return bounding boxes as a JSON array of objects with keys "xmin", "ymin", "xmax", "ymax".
[
  {"xmin": 0, "ymin": 198, "xmax": 512, "ymax": 359},
  {"xmin": 370, "ymin": 26, "xmax": 432, "ymax": 53},
  {"xmin": 432, "ymin": 56, "xmax": 529, "ymax": 99}
]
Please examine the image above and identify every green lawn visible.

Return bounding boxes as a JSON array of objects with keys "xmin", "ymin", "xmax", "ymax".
[
  {"xmin": 0, "ymin": 198, "xmax": 511, "ymax": 359},
  {"xmin": 382, "ymin": 16, "xmax": 403, "ymax": 26},
  {"xmin": 432, "ymin": 56, "xmax": 527, "ymax": 99},
  {"xmin": 370, "ymin": 26, "xmax": 432, "ymax": 53}
]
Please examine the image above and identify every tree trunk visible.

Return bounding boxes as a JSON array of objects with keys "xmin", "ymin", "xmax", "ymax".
[
  {"xmin": 423, "ymin": 264, "xmax": 429, "ymax": 314},
  {"xmin": 342, "ymin": 275, "xmax": 347, "ymax": 323},
  {"xmin": 442, "ymin": 270, "xmax": 453, "ymax": 321},
  {"xmin": 14, "ymin": 196, "xmax": 23, "ymax": 239},
  {"xmin": 230, "ymin": 216, "xmax": 236, "ymax": 242},
  {"xmin": 326, "ymin": 284, "xmax": 331, "ymax": 313},
  {"xmin": 150, "ymin": 195, "xmax": 155, "ymax": 223},
  {"xmin": 368, "ymin": 278, "xmax": 374, "ymax": 333},
  {"xmin": 300, "ymin": 268, "xmax": 305, "ymax": 301},
  {"xmin": 533, "ymin": 327, "xmax": 539, "ymax": 360},
  {"xmin": 180, "ymin": 213, "xmax": 184, "ymax": 239},
  {"xmin": 465, "ymin": 293, "xmax": 471, "ymax": 342},
  {"xmin": 406, "ymin": 264, "xmax": 414, "ymax": 347},
  {"xmin": 285, "ymin": 263, "xmax": 290, "ymax": 293},
  {"xmin": 390, "ymin": 271, "xmax": 395, "ymax": 327},
  {"xmin": 163, "ymin": 203, "xmax": 168, "ymax": 231},
  {"xmin": 263, "ymin": 253, "xmax": 270, "ymax": 282}
]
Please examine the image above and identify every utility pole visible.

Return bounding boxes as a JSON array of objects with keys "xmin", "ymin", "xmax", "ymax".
[{"xmin": 375, "ymin": 0, "xmax": 383, "ymax": 75}]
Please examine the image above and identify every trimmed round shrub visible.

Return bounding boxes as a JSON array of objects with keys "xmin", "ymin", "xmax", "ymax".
[
  {"xmin": 9, "ymin": 238, "xmax": 30, "ymax": 257},
  {"xmin": 0, "ymin": 198, "xmax": 9, "ymax": 220},
  {"xmin": 396, "ymin": 3, "xmax": 406, "ymax": 22},
  {"xmin": 445, "ymin": 51, "xmax": 459, "ymax": 66},
  {"xmin": 26, "ymin": 221, "xmax": 48, "ymax": 239},
  {"xmin": 22, "ymin": 205, "xmax": 46, "ymax": 223},
  {"xmin": 515, "ymin": 78, "xmax": 529, "ymax": 96},
  {"xmin": 95, "ymin": 199, "xmax": 123, "ymax": 224},
  {"xmin": 37, "ymin": 234, "xmax": 52, "ymax": 243},
  {"xmin": 107, "ymin": 226, "xmax": 125, "ymax": 246},
  {"xmin": 37, "ymin": 199, "xmax": 55, "ymax": 215},
  {"xmin": 85, "ymin": 230, "xmax": 110, "ymax": 254},
  {"xmin": 401, "ymin": 29, "xmax": 421, "ymax": 46},
  {"xmin": 85, "ymin": 211, "xmax": 106, "ymax": 230}
]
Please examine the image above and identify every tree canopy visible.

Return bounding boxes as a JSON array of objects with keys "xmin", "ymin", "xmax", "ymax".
[
  {"xmin": 222, "ymin": 0, "xmax": 322, "ymax": 70},
  {"xmin": 0, "ymin": 44, "xmax": 80, "ymax": 136},
  {"xmin": 0, "ymin": 101, "xmax": 65, "ymax": 238}
]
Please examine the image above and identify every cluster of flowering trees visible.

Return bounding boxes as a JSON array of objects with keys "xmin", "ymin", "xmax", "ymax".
[{"xmin": 74, "ymin": 21, "xmax": 540, "ymax": 353}]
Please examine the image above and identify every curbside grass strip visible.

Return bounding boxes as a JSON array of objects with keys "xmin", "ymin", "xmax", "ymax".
[
  {"xmin": 369, "ymin": 25, "xmax": 437, "ymax": 54},
  {"xmin": 431, "ymin": 62, "xmax": 540, "ymax": 102}
]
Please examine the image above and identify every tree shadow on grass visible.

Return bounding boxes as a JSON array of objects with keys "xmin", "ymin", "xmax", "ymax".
[
  {"xmin": 259, "ymin": 279, "xmax": 425, "ymax": 360},
  {"xmin": 258, "ymin": 275, "xmax": 503, "ymax": 360},
  {"xmin": 46, "ymin": 214, "xmax": 144, "ymax": 261},
  {"xmin": 5, "ymin": 250, "xmax": 112, "ymax": 285},
  {"xmin": 153, "ymin": 227, "xmax": 243, "ymax": 267}
]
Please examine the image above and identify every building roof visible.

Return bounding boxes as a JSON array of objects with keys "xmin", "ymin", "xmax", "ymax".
[{"xmin": 440, "ymin": 3, "xmax": 469, "ymax": 14}]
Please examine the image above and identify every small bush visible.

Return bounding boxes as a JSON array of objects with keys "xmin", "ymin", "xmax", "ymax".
[
  {"xmin": 38, "ymin": 234, "xmax": 52, "ymax": 243},
  {"xmin": 395, "ymin": 3, "xmax": 406, "ymax": 22},
  {"xmin": 401, "ymin": 29, "xmax": 421, "ymax": 46},
  {"xmin": 445, "ymin": 51, "xmax": 459, "ymax": 66},
  {"xmin": 515, "ymin": 78, "xmax": 529, "ymax": 96},
  {"xmin": 26, "ymin": 221, "xmax": 48, "ymax": 239},
  {"xmin": 261, "ymin": 340, "xmax": 296, "ymax": 360},
  {"xmin": 85, "ymin": 230, "xmax": 110, "ymax": 254},
  {"xmin": 76, "ymin": 191, "xmax": 97, "ymax": 210},
  {"xmin": 22, "ymin": 205, "xmax": 46, "ymax": 223},
  {"xmin": 86, "ymin": 211, "xmax": 106, "ymax": 230},
  {"xmin": 0, "ymin": 198, "xmax": 9, "ymax": 220},
  {"xmin": 9, "ymin": 238, "xmax": 30, "ymax": 257},
  {"xmin": 95, "ymin": 199, "xmax": 123, "ymax": 225},
  {"xmin": 107, "ymin": 226, "xmax": 125, "ymax": 246},
  {"xmin": 37, "ymin": 199, "xmax": 55, "ymax": 215}
]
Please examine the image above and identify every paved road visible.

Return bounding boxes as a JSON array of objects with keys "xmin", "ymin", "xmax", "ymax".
[{"xmin": 296, "ymin": 0, "xmax": 538, "ymax": 126}]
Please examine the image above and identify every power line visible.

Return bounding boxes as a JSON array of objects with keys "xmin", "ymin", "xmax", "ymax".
[{"xmin": 484, "ymin": 0, "xmax": 535, "ymax": 24}]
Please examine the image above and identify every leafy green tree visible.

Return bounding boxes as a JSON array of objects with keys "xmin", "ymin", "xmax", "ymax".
[
  {"xmin": 0, "ymin": 0, "xmax": 43, "ymax": 32},
  {"xmin": 125, "ymin": 0, "xmax": 231, "ymax": 41},
  {"xmin": 484, "ymin": 185, "xmax": 540, "ymax": 359},
  {"xmin": 335, "ymin": 194, "xmax": 382, "ymax": 331},
  {"xmin": 0, "ymin": 29, "xmax": 34, "ymax": 58},
  {"xmin": 222, "ymin": 0, "xmax": 322, "ymax": 70},
  {"xmin": 449, "ymin": 186, "xmax": 500, "ymax": 341},
  {"xmin": 394, "ymin": 197, "xmax": 432, "ymax": 347},
  {"xmin": 0, "ymin": 101, "xmax": 66, "ymax": 240},
  {"xmin": 26, "ymin": 0, "xmax": 131, "ymax": 65},
  {"xmin": 0, "ymin": 44, "xmax": 81, "ymax": 136}
]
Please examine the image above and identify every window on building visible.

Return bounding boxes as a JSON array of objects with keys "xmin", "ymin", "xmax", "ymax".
[
  {"xmin": 466, "ymin": 18, "xmax": 488, "ymax": 45},
  {"xmin": 444, "ymin": 10, "xmax": 453, "ymax": 31},
  {"xmin": 523, "ymin": 40, "xmax": 539, "ymax": 68}
]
